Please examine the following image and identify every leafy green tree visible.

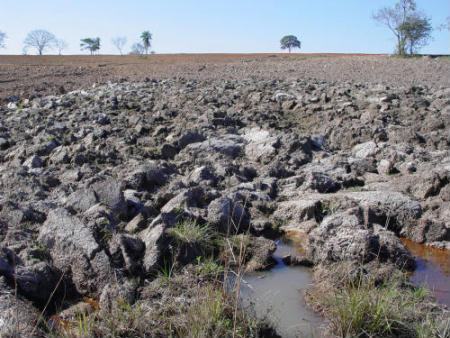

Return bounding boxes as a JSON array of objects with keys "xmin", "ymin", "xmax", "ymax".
[
  {"xmin": 23, "ymin": 30, "xmax": 56, "ymax": 55},
  {"xmin": 280, "ymin": 35, "xmax": 301, "ymax": 53},
  {"xmin": 80, "ymin": 37, "xmax": 101, "ymax": 55},
  {"xmin": 140, "ymin": 31, "xmax": 152, "ymax": 54},
  {"xmin": 0, "ymin": 31, "xmax": 6, "ymax": 49},
  {"xmin": 373, "ymin": 0, "xmax": 432, "ymax": 55},
  {"xmin": 398, "ymin": 14, "xmax": 432, "ymax": 55}
]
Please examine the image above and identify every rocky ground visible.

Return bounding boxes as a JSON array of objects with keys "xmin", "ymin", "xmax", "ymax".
[{"xmin": 1, "ymin": 56, "xmax": 450, "ymax": 337}]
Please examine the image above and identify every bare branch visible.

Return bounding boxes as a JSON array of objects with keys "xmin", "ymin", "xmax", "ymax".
[
  {"xmin": 55, "ymin": 39, "xmax": 68, "ymax": 55},
  {"xmin": 23, "ymin": 30, "xmax": 56, "ymax": 55},
  {"xmin": 112, "ymin": 36, "xmax": 127, "ymax": 55}
]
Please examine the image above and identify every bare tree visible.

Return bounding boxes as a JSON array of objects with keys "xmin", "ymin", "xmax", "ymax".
[
  {"xmin": 112, "ymin": 36, "xmax": 127, "ymax": 55},
  {"xmin": 0, "ymin": 31, "xmax": 6, "ymax": 49},
  {"xmin": 24, "ymin": 30, "xmax": 57, "ymax": 55},
  {"xmin": 373, "ymin": 0, "xmax": 418, "ymax": 55},
  {"xmin": 55, "ymin": 39, "xmax": 68, "ymax": 55},
  {"xmin": 130, "ymin": 42, "xmax": 145, "ymax": 55}
]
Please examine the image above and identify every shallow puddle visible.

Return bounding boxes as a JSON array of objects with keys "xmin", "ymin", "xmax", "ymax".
[
  {"xmin": 402, "ymin": 238, "xmax": 450, "ymax": 307},
  {"xmin": 239, "ymin": 239, "xmax": 324, "ymax": 338}
]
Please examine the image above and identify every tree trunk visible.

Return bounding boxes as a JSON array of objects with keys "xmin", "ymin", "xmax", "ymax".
[{"xmin": 288, "ymin": 47, "xmax": 291, "ymax": 53}]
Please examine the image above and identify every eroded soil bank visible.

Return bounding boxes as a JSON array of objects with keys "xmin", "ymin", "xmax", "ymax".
[{"xmin": 1, "ymin": 60, "xmax": 450, "ymax": 336}]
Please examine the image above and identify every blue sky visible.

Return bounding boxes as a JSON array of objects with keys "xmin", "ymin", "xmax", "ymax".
[{"xmin": 0, "ymin": 0, "xmax": 449, "ymax": 55}]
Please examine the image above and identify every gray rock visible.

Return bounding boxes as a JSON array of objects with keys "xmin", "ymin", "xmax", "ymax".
[
  {"xmin": 138, "ymin": 221, "xmax": 166, "ymax": 273},
  {"xmin": 273, "ymin": 198, "xmax": 320, "ymax": 224},
  {"xmin": 49, "ymin": 146, "xmax": 70, "ymax": 164},
  {"xmin": 160, "ymin": 143, "xmax": 178, "ymax": 160},
  {"xmin": 91, "ymin": 179, "xmax": 126, "ymax": 217},
  {"xmin": 307, "ymin": 208, "xmax": 414, "ymax": 269},
  {"xmin": 207, "ymin": 196, "xmax": 250, "ymax": 233},
  {"xmin": 304, "ymin": 172, "xmax": 341, "ymax": 193},
  {"xmin": 244, "ymin": 236, "xmax": 276, "ymax": 272},
  {"xmin": 242, "ymin": 128, "xmax": 279, "ymax": 163},
  {"xmin": 342, "ymin": 191, "xmax": 422, "ymax": 233},
  {"xmin": 125, "ymin": 162, "xmax": 173, "ymax": 190},
  {"xmin": 0, "ymin": 279, "xmax": 41, "ymax": 337},
  {"xmin": 185, "ymin": 135, "xmax": 244, "ymax": 159},
  {"xmin": 352, "ymin": 141, "xmax": 378, "ymax": 159},
  {"xmin": 185, "ymin": 166, "xmax": 218, "ymax": 186},
  {"xmin": 176, "ymin": 130, "xmax": 205, "ymax": 148},
  {"xmin": 65, "ymin": 188, "xmax": 98, "ymax": 213},
  {"xmin": 38, "ymin": 208, "xmax": 111, "ymax": 295},
  {"xmin": 12, "ymin": 262, "xmax": 62, "ymax": 304},
  {"xmin": 109, "ymin": 234, "xmax": 145, "ymax": 274},
  {"xmin": 0, "ymin": 138, "xmax": 10, "ymax": 150},
  {"xmin": 99, "ymin": 280, "xmax": 137, "ymax": 313},
  {"xmin": 125, "ymin": 213, "xmax": 147, "ymax": 233},
  {"xmin": 23, "ymin": 155, "xmax": 43, "ymax": 169},
  {"xmin": 377, "ymin": 159, "xmax": 394, "ymax": 175},
  {"xmin": 274, "ymin": 92, "xmax": 296, "ymax": 102}
]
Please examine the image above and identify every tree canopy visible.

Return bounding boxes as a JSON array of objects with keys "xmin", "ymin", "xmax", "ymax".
[
  {"xmin": 140, "ymin": 31, "xmax": 152, "ymax": 54},
  {"xmin": 398, "ymin": 14, "xmax": 432, "ymax": 55},
  {"xmin": 80, "ymin": 37, "xmax": 101, "ymax": 55},
  {"xmin": 280, "ymin": 35, "xmax": 301, "ymax": 53}
]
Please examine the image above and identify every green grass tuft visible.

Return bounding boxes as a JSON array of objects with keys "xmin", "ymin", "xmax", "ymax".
[{"xmin": 167, "ymin": 221, "xmax": 212, "ymax": 246}]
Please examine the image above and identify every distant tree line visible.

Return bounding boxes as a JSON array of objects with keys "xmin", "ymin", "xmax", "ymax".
[
  {"xmin": 0, "ymin": 29, "xmax": 154, "ymax": 56},
  {"xmin": 0, "ymin": 6, "xmax": 448, "ymax": 56}
]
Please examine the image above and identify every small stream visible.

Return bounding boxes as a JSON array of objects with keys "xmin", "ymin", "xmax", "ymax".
[
  {"xmin": 401, "ymin": 238, "xmax": 450, "ymax": 307},
  {"xmin": 239, "ymin": 238, "xmax": 324, "ymax": 338}
]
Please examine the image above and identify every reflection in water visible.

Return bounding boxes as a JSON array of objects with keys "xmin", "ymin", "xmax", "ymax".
[
  {"xmin": 401, "ymin": 238, "xmax": 450, "ymax": 307},
  {"xmin": 239, "ymin": 239, "xmax": 324, "ymax": 338}
]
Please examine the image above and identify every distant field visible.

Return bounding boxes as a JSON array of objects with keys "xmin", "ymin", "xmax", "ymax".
[
  {"xmin": 0, "ymin": 53, "xmax": 449, "ymax": 103},
  {"xmin": 0, "ymin": 53, "xmax": 385, "ymax": 65}
]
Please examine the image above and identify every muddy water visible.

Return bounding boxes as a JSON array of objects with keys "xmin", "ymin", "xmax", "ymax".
[
  {"xmin": 239, "ymin": 239, "xmax": 324, "ymax": 338},
  {"xmin": 402, "ymin": 239, "xmax": 450, "ymax": 307}
]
